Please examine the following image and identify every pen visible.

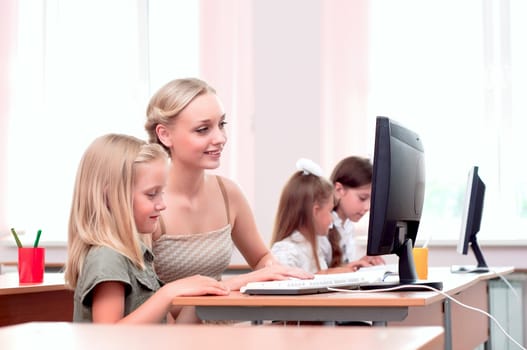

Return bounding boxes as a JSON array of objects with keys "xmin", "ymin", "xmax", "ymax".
[
  {"xmin": 10, "ymin": 228, "xmax": 23, "ymax": 248},
  {"xmin": 34, "ymin": 229, "xmax": 42, "ymax": 248}
]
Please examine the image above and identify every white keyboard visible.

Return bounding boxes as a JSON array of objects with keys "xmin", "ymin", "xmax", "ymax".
[{"xmin": 241, "ymin": 265, "xmax": 398, "ymax": 295}]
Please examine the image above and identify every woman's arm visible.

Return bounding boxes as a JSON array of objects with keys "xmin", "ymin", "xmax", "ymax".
[
  {"xmin": 220, "ymin": 178, "xmax": 313, "ymax": 290},
  {"xmin": 224, "ymin": 178, "xmax": 274, "ymax": 269}
]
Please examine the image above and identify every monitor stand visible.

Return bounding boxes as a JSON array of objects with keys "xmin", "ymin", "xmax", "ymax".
[
  {"xmin": 360, "ymin": 240, "xmax": 443, "ymax": 291},
  {"xmin": 451, "ymin": 238, "xmax": 489, "ymax": 274},
  {"xmin": 360, "ymin": 279, "xmax": 444, "ymax": 291},
  {"xmin": 450, "ymin": 265, "xmax": 489, "ymax": 274}
]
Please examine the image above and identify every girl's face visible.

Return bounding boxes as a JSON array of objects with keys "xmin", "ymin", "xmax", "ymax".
[
  {"xmin": 313, "ymin": 198, "xmax": 334, "ymax": 236},
  {"xmin": 159, "ymin": 92, "xmax": 227, "ymax": 170},
  {"xmin": 335, "ymin": 183, "xmax": 372, "ymax": 222},
  {"xmin": 133, "ymin": 158, "xmax": 168, "ymax": 234}
]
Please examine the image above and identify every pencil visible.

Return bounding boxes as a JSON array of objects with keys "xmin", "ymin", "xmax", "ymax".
[
  {"xmin": 34, "ymin": 229, "xmax": 42, "ymax": 248},
  {"xmin": 10, "ymin": 228, "xmax": 23, "ymax": 248}
]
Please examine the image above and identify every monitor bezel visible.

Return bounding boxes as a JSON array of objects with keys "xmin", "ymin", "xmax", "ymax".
[
  {"xmin": 452, "ymin": 166, "xmax": 489, "ymax": 273},
  {"xmin": 364, "ymin": 116, "xmax": 442, "ymax": 290}
]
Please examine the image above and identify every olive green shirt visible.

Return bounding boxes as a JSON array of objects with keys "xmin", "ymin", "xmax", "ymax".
[{"xmin": 73, "ymin": 244, "xmax": 164, "ymax": 323}]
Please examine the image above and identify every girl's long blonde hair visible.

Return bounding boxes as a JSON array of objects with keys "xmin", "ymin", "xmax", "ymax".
[
  {"xmin": 64, "ymin": 134, "xmax": 167, "ymax": 289},
  {"xmin": 271, "ymin": 171, "xmax": 334, "ymax": 271}
]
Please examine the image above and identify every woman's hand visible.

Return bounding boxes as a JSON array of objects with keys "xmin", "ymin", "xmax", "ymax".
[{"xmin": 223, "ymin": 265, "xmax": 314, "ymax": 291}]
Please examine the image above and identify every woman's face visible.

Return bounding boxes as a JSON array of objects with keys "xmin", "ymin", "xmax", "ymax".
[
  {"xmin": 335, "ymin": 183, "xmax": 372, "ymax": 222},
  {"xmin": 160, "ymin": 92, "xmax": 227, "ymax": 170}
]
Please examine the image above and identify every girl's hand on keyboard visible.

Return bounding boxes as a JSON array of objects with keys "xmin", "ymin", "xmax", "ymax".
[
  {"xmin": 344, "ymin": 256, "xmax": 385, "ymax": 272},
  {"xmin": 321, "ymin": 260, "xmax": 373, "ymax": 274},
  {"xmin": 359, "ymin": 255, "xmax": 386, "ymax": 266},
  {"xmin": 344, "ymin": 259, "xmax": 376, "ymax": 272}
]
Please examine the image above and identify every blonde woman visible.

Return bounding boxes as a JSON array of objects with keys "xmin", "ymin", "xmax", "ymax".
[{"xmin": 145, "ymin": 78, "xmax": 312, "ymax": 294}]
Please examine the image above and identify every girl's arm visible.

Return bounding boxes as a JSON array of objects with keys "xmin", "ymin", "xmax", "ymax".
[{"xmin": 91, "ymin": 275, "xmax": 229, "ymax": 324}]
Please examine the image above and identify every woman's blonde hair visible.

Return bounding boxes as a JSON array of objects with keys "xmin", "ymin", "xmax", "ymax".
[
  {"xmin": 271, "ymin": 171, "xmax": 334, "ymax": 271},
  {"xmin": 64, "ymin": 134, "xmax": 168, "ymax": 289},
  {"xmin": 145, "ymin": 77, "xmax": 216, "ymax": 155}
]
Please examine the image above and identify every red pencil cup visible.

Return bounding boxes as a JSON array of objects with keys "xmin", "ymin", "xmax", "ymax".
[{"xmin": 18, "ymin": 247, "xmax": 45, "ymax": 283}]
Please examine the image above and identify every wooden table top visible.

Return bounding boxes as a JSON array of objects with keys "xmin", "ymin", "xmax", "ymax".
[
  {"xmin": 171, "ymin": 266, "xmax": 514, "ymax": 307},
  {"xmin": 0, "ymin": 322, "xmax": 444, "ymax": 350},
  {"xmin": 0, "ymin": 273, "xmax": 68, "ymax": 295}
]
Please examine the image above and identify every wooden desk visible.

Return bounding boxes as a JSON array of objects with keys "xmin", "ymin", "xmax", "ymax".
[
  {"xmin": 0, "ymin": 322, "xmax": 444, "ymax": 350},
  {"xmin": 388, "ymin": 267, "xmax": 512, "ymax": 350},
  {"xmin": 172, "ymin": 267, "xmax": 513, "ymax": 350},
  {"xmin": 0, "ymin": 273, "xmax": 73, "ymax": 326}
]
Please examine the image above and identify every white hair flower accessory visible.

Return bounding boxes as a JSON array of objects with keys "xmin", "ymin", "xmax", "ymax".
[{"xmin": 296, "ymin": 158, "xmax": 324, "ymax": 177}]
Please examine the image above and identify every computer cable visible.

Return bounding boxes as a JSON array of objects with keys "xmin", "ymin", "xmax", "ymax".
[{"xmin": 328, "ymin": 284, "xmax": 526, "ymax": 350}]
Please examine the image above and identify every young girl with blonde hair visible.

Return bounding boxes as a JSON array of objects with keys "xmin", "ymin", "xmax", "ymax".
[{"xmin": 65, "ymin": 133, "xmax": 228, "ymax": 323}]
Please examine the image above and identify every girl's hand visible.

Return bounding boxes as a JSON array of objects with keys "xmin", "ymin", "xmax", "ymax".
[
  {"xmin": 359, "ymin": 255, "xmax": 386, "ymax": 266},
  {"xmin": 344, "ymin": 259, "xmax": 374, "ymax": 272},
  {"xmin": 342, "ymin": 255, "xmax": 386, "ymax": 272},
  {"xmin": 166, "ymin": 275, "xmax": 230, "ymax": 297}
]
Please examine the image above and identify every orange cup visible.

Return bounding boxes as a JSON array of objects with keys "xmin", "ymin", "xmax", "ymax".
[
  {"xmin": 18, "ymin": 247, "xmax": 45, "ymax": 283},
  {"xmin": 412, "ymin": 247, "xmax": 428, "ymax": 280}
]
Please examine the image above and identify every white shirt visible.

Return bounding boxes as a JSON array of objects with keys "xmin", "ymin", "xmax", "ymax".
[
  {"xmin": 331, "ymin": 211, "xmax": 357, "ymax": 263},
  {"xmin": 270, "ymin": 230, "xmax": 329, "ymax": 274}
]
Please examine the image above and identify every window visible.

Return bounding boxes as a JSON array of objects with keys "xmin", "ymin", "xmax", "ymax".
[
  {"xmin": 6, "ymin": 0, "xmax": 198, "ymax": 243},
  {"xmin": 3, "ymin": 0, "xmax": 525, "ymax": 247},
  {"xmin": 368, "ymin": 0, "xmax": 527, "ymax": 242}
]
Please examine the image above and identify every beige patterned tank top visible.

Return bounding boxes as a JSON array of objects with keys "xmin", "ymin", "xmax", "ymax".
[{"xmin": 153, "ymin": 176, "xmax": 234, "ymax": 282}]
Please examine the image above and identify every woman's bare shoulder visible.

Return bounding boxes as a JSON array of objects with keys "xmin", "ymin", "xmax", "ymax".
[
  {"xmin": 214, "ymin": 175, "xmax": 244, "ymax": 196},
  {"xmin": 213, "ymin": 175, "xmax": 251, "ymax": 210}
]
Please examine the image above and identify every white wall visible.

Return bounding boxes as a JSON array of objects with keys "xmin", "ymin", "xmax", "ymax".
[{"xmin": 253, "ymin": 0, "xmax": 322, "ymax": 246}]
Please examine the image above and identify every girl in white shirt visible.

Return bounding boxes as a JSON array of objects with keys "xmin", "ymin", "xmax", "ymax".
[
  {"xmin": 328, "ymin": 156, "xmax": 385, "ymax": 268},
  {"xmin": 270, "ymin": 159, "xmax": 374, "ymax": 274}
]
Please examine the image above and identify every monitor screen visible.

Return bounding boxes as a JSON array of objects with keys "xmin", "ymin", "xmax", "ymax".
[
  {"xmin": 452, "ymin": 166, "xmax": 489, "ymax": 273},
  {"xmin": 365, "ymin": 116, "xmax": 442, "ymax": 290}
]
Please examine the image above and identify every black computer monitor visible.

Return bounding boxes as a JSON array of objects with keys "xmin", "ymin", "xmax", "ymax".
[
  {"xmin": 451, "ymin": 166, "xmax": 489, "ymax": 273},
  {"xmin": 364, "ymin": 116, "xmax": 443, "ymax": 290}
]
